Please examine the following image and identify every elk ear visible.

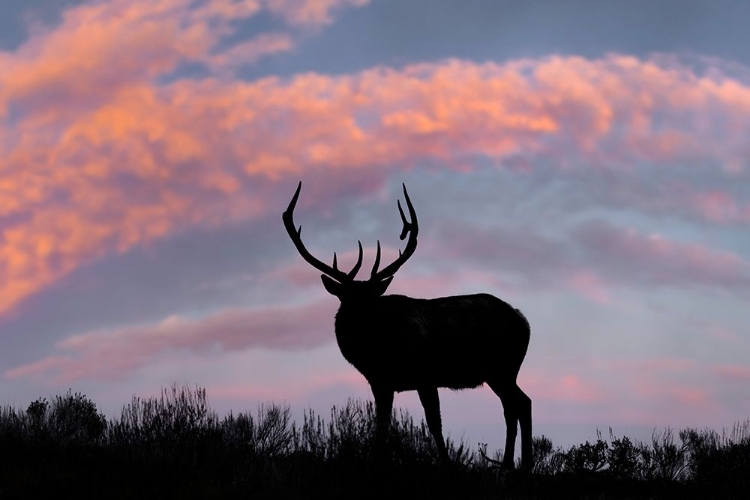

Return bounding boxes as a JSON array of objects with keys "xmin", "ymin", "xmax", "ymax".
[
  {"xmin": 321, "ymin": 275, "xmax": 342, "ymax": 297},
  {"xmin": 372, "ymin": 276, "xmax": 393, "ymax": 296}
]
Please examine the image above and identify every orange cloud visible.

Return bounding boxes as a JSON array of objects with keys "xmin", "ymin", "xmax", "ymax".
[
  {"xmin": 1, "ymin": 3, "xmax": 749, "ymax": 316},
  {"xmin": 207, "ymin": 33, "xmax": 294, "ymax": 75}
]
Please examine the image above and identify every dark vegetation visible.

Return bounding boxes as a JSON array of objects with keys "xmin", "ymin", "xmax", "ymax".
[{"xmin": 1, "ymin": 385, "xmax": 748, "ymax": 499}]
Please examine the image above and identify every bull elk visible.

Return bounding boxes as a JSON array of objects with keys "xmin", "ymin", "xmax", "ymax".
[{"xmin": 282, "ymin": 182, "xmax": 532, "ymax": 469}]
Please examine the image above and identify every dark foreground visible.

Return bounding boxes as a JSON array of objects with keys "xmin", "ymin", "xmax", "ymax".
[{"xmin": 1, "ymin": 385, "xmax": 748, "ymax": 499}]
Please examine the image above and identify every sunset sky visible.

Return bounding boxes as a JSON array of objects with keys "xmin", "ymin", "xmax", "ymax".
[{"xmin": 2, "ymin": 0, "xmax": 750, "ymax": 454}]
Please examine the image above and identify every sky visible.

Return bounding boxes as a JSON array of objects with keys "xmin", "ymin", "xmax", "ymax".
[{"xmin": 1, "ymin": 0, "xmax": 750, "ymax": 455}]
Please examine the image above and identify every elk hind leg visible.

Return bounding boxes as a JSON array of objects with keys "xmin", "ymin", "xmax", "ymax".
[
  {"xmin": 487, "ymin": 381, "xmax": 520, "ymax": 469},
  {"xmin": 517, "ymin": 385, "xmax": 533, "ymax": 470},
  {"xmin": 418, "ymin": 387, "xmax": 448, "ymax": 461}
]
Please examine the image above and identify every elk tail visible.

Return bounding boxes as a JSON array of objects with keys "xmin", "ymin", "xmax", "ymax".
[{"xmin": 514, "ymin": 307, "xmax": 531, "ymax": 357}]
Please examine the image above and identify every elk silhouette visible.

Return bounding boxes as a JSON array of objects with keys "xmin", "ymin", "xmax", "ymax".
[{"xmin": 283, "ymin": 182, "xmax": 532, "ymax": 469}]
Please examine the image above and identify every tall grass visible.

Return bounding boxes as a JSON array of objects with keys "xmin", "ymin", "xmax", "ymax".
[{"xmin": 1, "ymin": 384, "xmax": 748, "ymax": 498}]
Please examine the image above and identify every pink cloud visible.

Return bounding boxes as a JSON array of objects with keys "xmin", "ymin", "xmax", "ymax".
[
  {"xmin": 523, "ymin": 372, "xmax": 607, "ymax": 404},
  {"xmin": 485, "ymin": 355, "xmax": 749, "ymax": 428},
  {"xmin": 567, "ymin": 270, "xmax": 612, "ymax": 304},
  {"xmin": 620, "ymin": 357, "xmax": 698, "ymax": 373},
  {"xmin": 693, "ymin": 190, "xmax": 742, "ymax": 224},
  {"xmin": 4, "ymin": 300, "xmax": 338, "ymax": 383},
  {"xmin": 431, "ymin": 219, "xmax": 749, "ymax": 296},
  {"xmin": 2, "ymin": 356, "xmax": 71, "ymax": 381},
  {"xmin": 630, "ymin": 383, "xmax": 716, "ymax": 416},
  {"xmin": 715, "ymin": 364, "xmax": 750, "ymax": 381},
  {"xmin": 707, "ymin": 325, "xmax": 741, "ymax": 342},
  {"xmin": 574, "ymin": 221, "xmax": 750, "ymax": 290},
  {"xmin": 540, "ymin": 358, "xmax": 732, "ymax": 426}
]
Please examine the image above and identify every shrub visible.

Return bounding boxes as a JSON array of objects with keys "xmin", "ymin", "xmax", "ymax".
[
  {"xmin": 647, "ymin": 428, "xmax": 687, "ymax": 481},
  {"xmin": 223, "ymin": 403, "xmax": 294, "ymax": 456},
  {"xmin": 563, "ymin": 429, "xmax": 608, "ymax": 473},
  {"xmin": 606, "ymin": 429, "xmax": 641, "ymax": 479},
  {"xmin": 531, "ymin": 435, "xmax": 565, "ymax": 475},
  {"xmin": 49, "ymin": 390, "xmax": 106, "ymax": 445}
]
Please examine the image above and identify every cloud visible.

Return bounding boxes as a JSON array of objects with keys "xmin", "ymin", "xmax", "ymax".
[
  {"xmin": 264, "ymin": 0, "xmax": 370, "ymax": 27},
  {"xmin": 1, "ymin": 1, "xmax": 258, "ymax": 112},
  {"xmin": 2, "ymin": 1, "xmax": 750, "ymax": 317},
  {"xmin": 4, "ymin": 300, "xmax": 338, "ymax": 383},
  {"xmin": 566, "ymin": 271, "xmax": 612, "ymax": 305},
  {"xmin": 519, "ymin": 357, "xmax": 745, "ymax": 426},
  {"xmin": 574, "ymin": 220, "xmax": 750, "ymax": 291},
  {"xmin": 594, "ymin": 357, "xmax": 750, "ymax": 425},
  {"xmin": 0, "ymin": 0, "xmax": 370, "ymax": 115},
  {"xmin": 715, "ymin": 364, "xmax": 750, "ymax": 381},
  {"xmin": 206, "ymin": 32, "xmax": 295, "ymax": 75},
  {"xmin": 429, "ymin": 218, "xmax": 750, "ymax": 301},
  {"xmin": 524, "ymin": 373, "xmax": 607, "ymax": 404}
]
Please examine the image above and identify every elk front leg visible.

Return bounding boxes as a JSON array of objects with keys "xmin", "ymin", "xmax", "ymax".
[
  {"xmin": 371, "ymin": 385, "xmax": 394, "ymax": 457},
  {"xmin": 418, "ymin": 387, "xmax": 448, "ymax": 461}
]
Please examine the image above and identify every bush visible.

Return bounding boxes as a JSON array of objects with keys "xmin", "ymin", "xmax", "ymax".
[
  {"xmin": 48, "ymin": 390, "xmax": 107, "ymax": 445},
  {"xmin": 680, "ymin": 420, "xmax": 750, "ymax": 496},
  {"xmin": 563, "ymin": 430, "xmax": 608, "ymax": 473},
  {"xmin": 531, "ymin": 435, "xmax": 565, "ymax": 475},
  {"xmin": 606, "ymin": 429, "xmax": 641, "ymax": 479}
]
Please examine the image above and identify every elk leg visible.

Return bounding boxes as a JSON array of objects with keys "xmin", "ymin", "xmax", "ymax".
[
  {"xmin": 517, "ymin": 385, "xmax": 533, "ymax": 471},
  {"xmin": 487, "ymin": 381, "xmax": 519, "ymax": 469},
  {"xmin": 371, "ymin": 385, "xmax": 394, "ymax": 458},
  {"xmin": 418, "ymin": 387, "xmax": 448, "ymax": 461},
  {"xmin": 372, "ymin": 385, "xmax": 394, "ymax": 431}
]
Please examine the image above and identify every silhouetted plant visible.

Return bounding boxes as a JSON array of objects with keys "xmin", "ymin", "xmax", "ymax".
[
  {"xmin": 606, "ymin": 429, "xmax": 641, "ymax": 479},
  {"xmin": 26, "ymin": 398, "xmax": 48, "ymax": 428},
  {"xmin": 9, "ymin": 390, "xmax": 106, "ymax": 446},
  {"xmin": 248, "ymin": 403, "xmax": 294, "ymax": 456},
  {"xmin": 326, "ymin": 400, "xmax": 373, "ymax": 461},
  {"xmin": 48, "ymin": 390, "xmax": 106, "ymax": 444},
  {"xmin": 563, "ymin": 429, "xmax": 609, "ymax": 473},
  {"xmin": 531, "ymin": 435, "xmax": 565, "ymax": 475},
  {"xmin": 294, "ymin": 408, "xmax": 328, "ymax": 457},
  {"xmin": 0, "ymin": 404, "xmax": 25, "ymax": 444},
  {"xmin": 3, "ymin": 385, "xmax": 750, "ymax": 498},
  {"xmin": 646, "ymin": 428, "xmax": 687, "ymax": 481},
  {"xmin": 111, "ymin": 383, "xmax": 217, "ymax": 444},
  {"xmin": 680, "ymin": 420, "xmax": 750, "ymax": 495}
]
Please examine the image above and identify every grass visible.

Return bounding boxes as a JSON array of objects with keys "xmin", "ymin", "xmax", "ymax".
[{"xmin": 1, "ymin": 384, "xmax": 748, "ymax": 498}]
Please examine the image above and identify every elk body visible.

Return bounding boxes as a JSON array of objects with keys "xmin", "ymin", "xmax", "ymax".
[{"xmin": 283, "ymin": 182, "xmax": 532, "ymax": 469}]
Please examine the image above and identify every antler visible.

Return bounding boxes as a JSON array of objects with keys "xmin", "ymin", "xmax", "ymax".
[
  {"xmin": 370, "ymin": 183, "xmax": 418, "ymax": 281},
  {"xmin": 283, "ymin": 182, "xmax": 363, "ymax": 283}
]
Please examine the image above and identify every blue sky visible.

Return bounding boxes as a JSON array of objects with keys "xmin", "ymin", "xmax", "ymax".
[{"xmin": 1, "ymin": 0, "xmax": 749, "ymax": 454}]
